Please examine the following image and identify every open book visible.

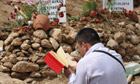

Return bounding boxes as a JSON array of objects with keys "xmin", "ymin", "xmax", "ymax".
[{"xmin": 43, "ymin": 47, "xmax": 77, "ymax": 74}]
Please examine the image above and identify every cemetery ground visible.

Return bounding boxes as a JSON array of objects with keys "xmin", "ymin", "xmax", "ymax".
[{"xmin": 0, "ymin": 0, "xmax": 140, "ymax": 84}]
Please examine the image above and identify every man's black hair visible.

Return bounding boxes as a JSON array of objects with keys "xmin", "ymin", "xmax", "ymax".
[{"xmin": 75, "ymin": 28, "xmax": 100, "ymax": 45}]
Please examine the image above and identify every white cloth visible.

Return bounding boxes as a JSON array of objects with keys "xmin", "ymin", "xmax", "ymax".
[{"xmin": 69, "ymin": 43, "xmax": 127, "ymax": 84}]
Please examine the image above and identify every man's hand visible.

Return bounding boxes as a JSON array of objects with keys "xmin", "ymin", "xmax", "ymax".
[{"xmin": 64, "ymin": 66, "xmax": 76, "ymax": 78}]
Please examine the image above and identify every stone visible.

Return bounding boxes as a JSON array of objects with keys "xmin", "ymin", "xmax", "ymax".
[
  {"xmin": 120, "ymin": 42, "xmax": 129, "ymax": 49},
  {"xmin": 9, "ymin": 32, "xmax": 19, "ymax": 38},
  {"xmin": 12, "ymin": 61, "xmax": 39, "ymax": 72},
  {"xmin": 42, "ymin": 70, "xmax": 57, "ymax": 77},
  {"xmin": 28, "ymin": 48, "xmax": 33, "ymax": 54},
  {"xmin": 11, "ymin": 38, "xmax": 22, "ymax": 46},
  {"xmin": 70, "ymin": 50, "xmax": 82, "ymax": 58},
  {"xmin": 0, "ymin": 72, "xmax": 27, "ymax": 84},
  {"xmin": 118, "ymin": 22, "xmax": 125, "ymax": 26},
  {"xmin": 130, "ymin": 35, "xmax": 140, "ymax": 45},
  {"xmin": 116, "ymin": 48, "xmax": 126, "ymax": 57},
  {"xmin": 114, "ymin": 32, "xmax": 126, "ymax": 43},
  {"xmin": 33, "ymin": 37, "xmax": 41, "ymax": 43},
  {"xmin": 5, "ymin": 45, "xmax": 14, "ymax": 52},
  {"xmin": 107, "ymin": 39, "xmax": 118, "ymax": 49},
  {"xmin": 11, "ymin": 72, "xmax": 29, "ymax": 80},
  {"xmin": 12, "ymin": 49, "xmax": 20, "ymax": 54},
  {"xmin": 3, "ymin": 62, "xmax": 14, "ymax": 68},
  {"xmin": 4, "ymin": 37, "xmax": 14, "ymax": 45},
  {"xmin": 135, "ymin": 44, "xmax": 140, "ymax": 55},
  {"xmin": 21, "ymin": 43, "xmax": 31, "ymax": 50},
  {"xmin": 24, "ymin": 78, "xmax": 34, "ymax": 83},
  {"xmin": 29, "ymin": 55, "xmax": 39, "ymax": 62},
  {"xmin": 30, "ymin": 72, "xmax": 41, "ymax": 78},
  {"xmin": 1, "ymin": 56, "xmax": 17, "ymax": 64},
  {"xmin": 61, "ymin": 43, "xmax": 73, "ymax": 53},
  {"xmin": 126, "ymin": 24, "xmax": 135, "ymax": 31},
  {"xmin": 23, "ymin": 40, "xmax": 30, "ymax": 44},
  {"xmin": 32, "ymin": 43, "xmax": 40, "ymax": 49},
  {"xmin": 41, "ymin": 39, "xmax": 52, "ymax": 48},
  {"xmin": 0, "ymin": 65, "xmax": 10, "ymax": 72},
  {"xmin": 49, "ymin": 37, "xmax": 59, "ymax": 50},
  {"xmin": 49, "ymin": 28, "xmax": 62, "ymax": 42},
  {"xmin": 22, "ymin": 35, "xmax": 30, "ymax": 40},
  {"xmin": 33, "ymin": 30, "xmax": 48, "ymax": 39},
  {"xmin": 135, "ymin": 23, "xmax": 140, "ymax": 30},
  {"xmin": 17, "ymin": 51, "xmax": 25, "ymax": 57},
  {"xmin": 36, "ymin": 59, "xmax": 45, "ymax": 65},
  {"xmin": 66, "ymin": 29, "xmax": 77, "ymax": 44}
]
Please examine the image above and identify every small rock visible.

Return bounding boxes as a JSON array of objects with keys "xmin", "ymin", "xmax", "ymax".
[
  {"xmin": 118, "ymin": 22, "xmax": 125, "ymax": 26},
  {"xmin": 107, "ymin": 39, "xmax": 118, "ymax": 49},
  {"xmin": 5, "ymin": 45, "xmax": 14, "ymax": 52},
  {"xmin": 33, "ymin": 30, "xmax": 48, "ymax": 39},
  {"xmin": 30, "ymin": 72, "xmax": 41, "ymax": 78},
  {"xmin": 23, "ymin": 40, "xmax": 30, "ymax": 44},
  {"xmin": 70, "ymin": 50, "xmax": 82, "ymax": 58},
  {"xmin": 0, "ymin": 65, "xmax": 10, "ymax": 72},
  {"xmin": 36, "ymin": 59, "xmax": 45, "ymax": 65},
  {"xmin": 21, "ymin": 43, "xmax": 31, "ymax": 50},
  {"xmin": 49, "ymin": 37, "xmax": 59, "ymax": 50},
  {"xmin": 41, "ymin": 39, "xmax": 52, "ymax": 48},
  {"xmin": 130, "ymin": 35, "xmax": 140, "ymax": 45},
  {"xmin": 114, "ymin": 32, "xmax": 126, "ymax": 43},
  {"xmin": 32, "ymin": 43, "xmax": 40, "ymax": 49},
  {"xmin": 24, "ymin": 78, "xmax": 34, "ymax": 83},
  {"xmin": 42, "ymin": 70, "xmax": 57, "ymax": 77},
  {"xmin": 33, "ymin": 37, "xmax": 41, "ymax": 43},
  {"xmin": 4, "ymin": 37, "xmax": 14, "ymax": 45},
  {"xmin": 126, "ymin": 24, "xmax": 135, "ymax": 31},
  {"xmin": 9, "ymin": 32, "xmax": 19, "ymax": 38},
  {"xmin": 49, "ymin": 28, "xmax": 62, "ymax": 42},
  {"xmin": 29, "ymin": 55, "xmax": 39, "ymax": 62},
  {"xmin": 120, "ymin": 42, "xmax": 129, "ymax": 49},
  {"xmin": 22, "ymin": 35, "xmax": 30, "ymax": 40},
  {"xmin": 11, "ymin": 38, "xmax": 22, "ymax": 46},
  {"xmin": 3, "ymin": 62, "xmax": 14, "ymax": 68},
  {"xmin": 135, "ymin": 23, "xmax": 140, "ymax": 30},
  {"xmin": 61, "ymin": 43, "xmax": 73, "ymax": 53},
  {"xmin": 11, "ymin": 72, "xmax": 29, "ymax": 80}
]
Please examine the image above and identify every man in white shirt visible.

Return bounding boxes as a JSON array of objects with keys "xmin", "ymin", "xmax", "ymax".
[{"xmin": 64, "ymin": 28, "xmax": 127, "ymax": 84}]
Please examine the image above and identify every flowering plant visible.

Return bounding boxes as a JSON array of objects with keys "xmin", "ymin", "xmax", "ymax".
[
  {"xmin": 7, "ymin": 0, "xmax": 52, "ymax": 26},
  {"xmin": 106, "ymin": 0, "xmax": 115, "ymax": 10}
]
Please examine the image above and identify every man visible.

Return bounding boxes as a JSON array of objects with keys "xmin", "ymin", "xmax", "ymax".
[{"xmin": 64, "ymin": 28, "xmax": 127, "ymax": 84}]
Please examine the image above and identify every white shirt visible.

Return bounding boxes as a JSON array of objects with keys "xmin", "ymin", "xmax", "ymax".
[{"xmin": 69, "ymin": 43, "xmax": 127, "ymax": 84}]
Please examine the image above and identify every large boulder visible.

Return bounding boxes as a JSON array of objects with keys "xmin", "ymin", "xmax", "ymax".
[{"xmin": 12, "ymin": 61, "xmax": 39, "ymax": 72}]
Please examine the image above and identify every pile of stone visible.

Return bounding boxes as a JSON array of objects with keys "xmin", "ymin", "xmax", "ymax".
[
  {"xmin": 0, "ymin": 26, "xmax": 81, "ymax": 83},
  {"xmin": 0, "ymin": 21, "xmax": 140, "ymax": 83}
]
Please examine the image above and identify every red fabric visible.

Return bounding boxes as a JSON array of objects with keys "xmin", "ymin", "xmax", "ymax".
[{"xmin": 43, "ymin": 52, "xmax": 64, "ymax": 74}]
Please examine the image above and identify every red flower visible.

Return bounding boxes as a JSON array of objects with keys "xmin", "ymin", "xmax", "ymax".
[
  {"xmin": 104, "ymin": 7, "xmax": 107, "ymax": 10},
  {"xmin": 123, "ymin": 8, "xmax": 126, "ymax": 12},
  {"xmin": 19, "ymin": 28, "xmax": 22, "ymax": 31},
  {"xmin": 27, "ymin": 25, "xmax": 30, "ymax": 29},
  {"xmin": 33, "ymin": 16, "xmax": 36, "ymax": 19},
  {"xmin": 8, "ymin": 18, "xmax": 10, "ymax": 21},
  {"xmin": 18, "ymin": 7, "xmax": 20, "ymax": 10},
  {"xmin": 24, "ymin": 28, "xmax": 27, "ymax": 31},
  {"xmin": 80, "ymin": 19, "xmax": 83, "ymax": 21},
  {"xmin": 98, "ymin": 9, "xmax": 102, "ymax": 13},
  {"xmin": 83, "ymin": 17, "xmax": 87, "ymax": 21},
  {"xmin": 52, "ymin": 23, "xmax": 55, "ymax": 26},
  {"xmin": 89, "ymin": 14, "xmax": 94, "ymax": 17},
  {"xmin": 57, "ymin": 8, "xmax": 60, "ymax": 11},
  {"xmin": 96, "ymin": 19, "xmax": 100, "ymax": 23},
  {"xmin": 90, "ymin": 20, "xmax": 94, "ymax": 23},
  {"xmin": 107, "ymin": 0, "xmax": 110, "ymax": 2},
  {"xmin": 60, "ymin": 2, "xmax": 63, "ymax": 6},
  {"xmin": 55, "ymin": 18, "xmax": 59, "ymax": 23},
  {"xmin": 10, "ymin": 12, "xmax": 13, "ymax": 15},
  {"xmin": 94, "ymin": 11, "xmax": 97, "ymax": 14},
  {"xmin": 14, "ymin": 28, "xmax": 18, "ymax": 32},
  {"xmin": 59, "ymin": 12, "xmax": 64, "ymax": 18},
  {"xmin": 14, "ymin": 8, "xmax": 17, "ymax": 13},
  {"xmin": 17, "ymin": 1, "xmax": 22, "ymax": 3}
]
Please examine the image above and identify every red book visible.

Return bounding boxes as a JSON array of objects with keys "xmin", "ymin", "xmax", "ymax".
[{"xmin": 43, "ymin": 47, "xmax": 77, "ymax": 74}]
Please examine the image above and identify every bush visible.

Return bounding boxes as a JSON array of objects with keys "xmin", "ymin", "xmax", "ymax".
[{"xmin": 82, "ymin": 1, "xmax": 97, "ymax": 16}]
